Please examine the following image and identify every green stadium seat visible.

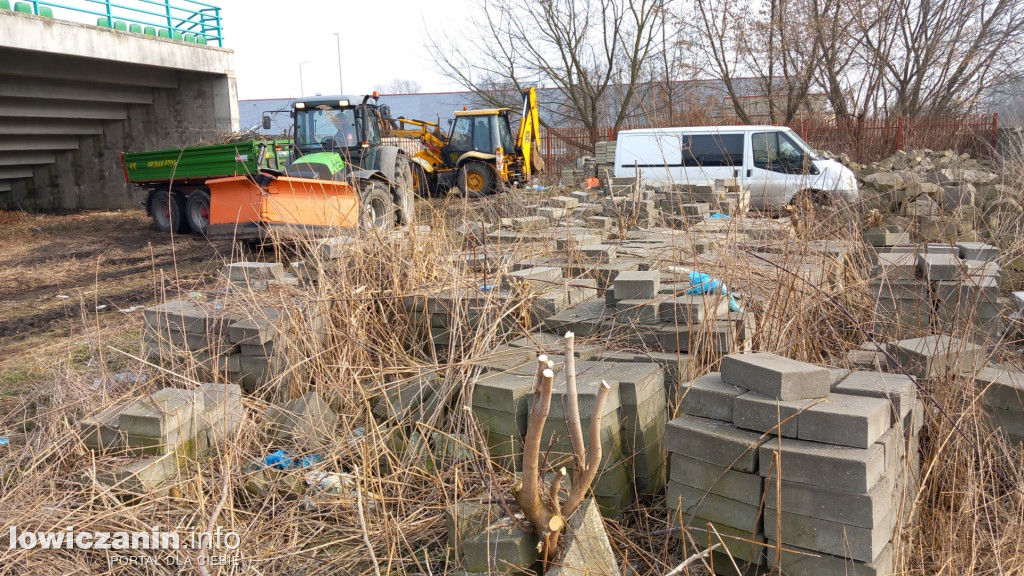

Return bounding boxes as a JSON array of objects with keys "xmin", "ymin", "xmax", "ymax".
[
  {"xmin": 183, "ymin": 33, "xmax": 196, "ymax": 42},
  {"xmin": 129, "ymin": 23, "xmax": 142, "ymax": 33},
  {"xmin": 172, "ymin": 30, "xmax": 184, "ymax": 41},
  {"xmin": 97, "ymin": 17, "xmax": 110, "ymax": 27},
  {"xmin": 13, "ymin": 2, "xmax": 31, "ymax": 14},
  {"xmin": 195, "ymin": 35, "xmax": 207, "ymax": 45},
  {"xmin": 0, "ymin": 1, "xmax": 12, "ymax": 10},
  {"xmin": 157, "ymin": 28, "xmax": 171, "ymax": 38},
  {"xmin": 144, "ymin": 26, "xmax": 156, "ymax": 36},
  {"xmin": 37, "ymin": 5, "xmax": 52, "ymax": 17},
  {"xmin": 113, "ymin": 21, "xmax": 127, "ymax": 31}
]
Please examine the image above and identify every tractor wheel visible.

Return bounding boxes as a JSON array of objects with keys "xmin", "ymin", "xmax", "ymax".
[
  {"xmin": 394, "ymin": 156, "xmax": 415, "ymax": 227},
  {"xmin": 359, "ymin": 181, "xmax": 395, "ymax": 232},
  {"xmin": 458, "ymin": 162, "xmax": 494, "ymax": 198},
  {"xmin": 185, "ymin": 188, "xmax": 211, "ymax": 235},
  {"xmin": 148, "ymin": 189, "xmax": 189, "ymax": 233}
]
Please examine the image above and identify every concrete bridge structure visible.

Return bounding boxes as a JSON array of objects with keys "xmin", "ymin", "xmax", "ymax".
[{"xmin": 0, "ymin": 6, "xmax": 238, "ymax": 210}]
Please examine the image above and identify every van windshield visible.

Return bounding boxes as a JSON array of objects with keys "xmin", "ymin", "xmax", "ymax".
[{"xmin": 784, "ymin": 130, "xmax": 823, "ymax": 160}]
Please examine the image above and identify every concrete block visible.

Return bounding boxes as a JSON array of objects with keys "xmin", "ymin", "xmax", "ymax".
[
  {"xmin": 670, "ymin": 453, "xmax": 763, "ymax": 506},
  {"xmin": 660, "ymin": 294, "xmax": 729, "ymax": 324},
  {"xmin": 142, "ymin": 300, "xmax": 205, "ymax": 333},
  {"xmin": 510, "ymin": 215, "xmax": 548, "ymax": 232},
  {"xmin": 118, "ymin": 387, "xmax": 203, "ymax": 439},
  {"xmin": 720, "ymin": 353, "xmax": 830, "ymax": 401},
  {"xmin": 472, "ymin": 405, "xmax": 526, "ymax": 437},
  {"xmin": 604, "ymin": 361, "xmax": 665, "ymax": 406},
  {"xmin": 875, "ymin": 252, "xmax": 918, "ymax": 280},
  {"xmin": 548, "ymin": 195, "xmax": 580, "ymax": 210},
  {"xmin": 316, "ymin": 236, "xmax": 357, "ymax": 259},
  {"xmin": 507, "ymin": 333, "xmax": 602, "ymax": 360},
  {"xmin": 264, "ymin": 392, "xmax": 338, "ymax": 444},
  {"xmin": 917, "ymin": 253, "xmax": 960, "ymax": 281},
  {"xmin": 504, "ymin": 266, "xmax": 564, "ymax": 290},
  {"xmin": 666, "ymin": 415, "xmax": 767, "ymax": 473},
  {"xmin": 228, "ymin": 318, "xmax": 275, "ymax": 345},
  {"xmin": 667, "ymin": 481, "xmax": 762, "ymax": 533},
  {"xmin": 94, "ymin": 452, "xmax": 178, "ymax": 495},
  {"xmin": 734, "ymin": 392, "xmax": 817, "ymax": 438},
  {"xmin": 372, "ymin": 373, "xmax": 440, "ymax": 420},
  {"xmin": 594, "ymin": 479, "xmax": 637, "ymax": 520},
  {"xmin": 81, "ymin": 403, "xmax": 128, "ymax": 450},
  {"xmin": 616, "ymin": 299, "xmax": 662, "ymax": 324},
  {"xmin": 764, "ymin": 472, "xmax": 895, "ymax": 528},
  {"xmin": 547, "ymin": 498, "xmax": 620, "ymax": 576},
  {"xmin": 956, "ymin": 241, "xmax": 999, "ymax": 262},
  {"xmin": 976, "ymin": 365, "xmax": 1024, "ymax": 412},
  {"xmin": 613, "ymin": 270, "xmax": 660, "ymax": 300},
  {"xmin": 797, "ymin": 393, "xmax": 891, "ymax": 449},
  {"xmin": 833, "ymin": 372, "xmax": 916, "ymax": 425},
  {"xmin": 764, "ymin": 507, "xmax": 894, "ymax": 563},
  {"xmin": 224, "ymin": 261, "xmax": 284, "ymax": 282},
  {"xmin": 672, "ymin": 515, "xmax": 766, "ymax": 567},
  {"xmin": 768, "ymin": 541, "xmax": 892, "ymax": 576},
  {"xmin": 758, "ymin": 438, "xmax": 886, "ymax": 493},
  {"xmin": 445, "ymin": 501, "xmax": 499, "ymax": 560},
  {"xmin": 985, "ymin": 405, "xmax": 1024, "ymax": 440},
  {"xmin": 679, "ymin": 373, "xmax": 746, "ymax": 422},
  {"xmin": 198, "ymin": 382, "xmax": 243, "ymax": 447},
  {"xmin": 549, "ymin": 364, "xmax": 622, "ymax": 416},
  {"xmin": 471, "ymin": 371, "xmax": 536, "ymax": 413},
  {"xmin": 580, "ymin": 244, "xmax": 617, "ymax": 263},
  {"xmin": 889, "ymin": 334, "xmax": 987, "ymax": 378},
  {"xmin": 462, "ymin": 521, "xmax": 541, "ymax": 573}
]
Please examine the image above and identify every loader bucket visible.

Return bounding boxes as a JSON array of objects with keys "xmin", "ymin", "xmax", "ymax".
[{"xmin": 205, "ymin": 175, "xmax": 361, "ymax": 240}]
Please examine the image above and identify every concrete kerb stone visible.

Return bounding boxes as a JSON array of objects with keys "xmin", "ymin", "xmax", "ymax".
[
  {"xmin": 93, "ymin": 452, "xmax": 179, "ymax": 497},
  {"xmin": 974, "ymin": 365, "xmax": 1024, "ymax": 412},
  {"xmin": 666, "ymin": 415, "xmax": 767, "ymax": 473},
  {"xmin": 734, "ymin": 392, "xmax": 818, "ymax": 438},
  {"xmin": 224, "ymin": 261, "xmax": 285, "ymax": 282},
  {"xmin": 767, "ymin": 541, "xmax": 893, "ymax": 576},
  {"xmin": 833, "ymin": 372, "xmax": 916, "ymax": 425},
  {"xmin": 461, "ymin": 520, "xmax": 541, "ymax": 573},
  {"xmin": 764, "ymin": 506, "xmax": 895, "ymax": 563},
  {"xmin": 670, "ymin": 453, "xmax": 764, "ymax": 506},
  {"xmin": 547, "ymin": 498, "xmax": 621, "ymax": 576},
  {"xmin": 758, "ymin": 437, "xmax": 886, "ymax": 494},
  {"xmin": 117, "ymin": 387, "xmax": 204, "ymax": 439},
  {"xmin": 796, "ymin": 393, "xmax": 892, "ymax": 449},
  {"xmin": 667, "ymin": 481, "xmax": 762, "ymax": 533},
  {"xmin": 721, "ymin": 353, "xmax": 830, "ymax": 401},
  {"xmin": 679, "ymin": 373, "xmax": 746, "ymax": 423},
  {"xmin": 264, "ymin": 392, "xmax": 338, "ymax": 445},
  {"xmin": 612, "ymin": 270, "xmax": 660, "ymax": 301},
  {"xmin": 888, "ymin": 334, "xmax": 987, "ymax": 379},
  {"xmin": 764, "ymin": 472, "xmax": 896, "ymax": 529},
  {"xmin": 672, "ymin": 514, "xmax": 767, "ymax": 567},
  {"xmin": 445, "ymin": 500, "xmax": 500, "ymax": 561}
]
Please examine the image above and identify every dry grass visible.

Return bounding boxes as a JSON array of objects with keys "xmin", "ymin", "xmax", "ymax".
[{"xmin": 0, "ymin": 175, "xmax": 1022, "ymax": 576}]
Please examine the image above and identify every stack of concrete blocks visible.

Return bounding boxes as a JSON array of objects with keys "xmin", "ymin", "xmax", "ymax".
[
  {"xmin": 80, "ymin": 383, "xmax": 243, "ymax": 497},
  {"xmin": 406, "ymin": 267, "xmax": 597, "ymax": 350},
  {"xmin": 665, "ymin": 352, "xmax": 921, "ymax": 575},
  {"xmin": 264, "ymin": 391, "xmax": 339, "ymax": 448},
  {"xmin": 142, "ymin": 296, "xmax": 325, "ymax": 396},
  {"xmin": 223, "ymin": 261, "xmax": 300, "ymax": 291},
  {"xmin": 594, "ymin": 141, "xmax": 616, "ymax": 180},
  {"xmin": 470, "ymin": 345, "xmax": 669, "ymax": 520},
  {"xmin": 602, "ymin": 193, "xmax": 660, "ymax": 228},
  {"xmin": 975, "ymin": 365, "xmax": 1024, "ymax": 444},
  {"xmin": 871, "ymin": 242, "xmax": 1005, "ymax": 343}
]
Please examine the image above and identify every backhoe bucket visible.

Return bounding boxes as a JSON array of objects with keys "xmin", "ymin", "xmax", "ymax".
[{"xmin": 205, "ymin": 175, "xmax": 360, "ymax": 240}]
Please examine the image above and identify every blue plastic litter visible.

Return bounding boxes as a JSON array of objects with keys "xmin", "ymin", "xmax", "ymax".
[
  {"xmin": 0, "ymin": 437, "xmax": 8, "ymax": 446},
  {"xmin": 480, "ymin": 284, "xmax": 494, "ymax": 291},
  {"xmin": 263, "ymin": 450, "xmax": 323, "ymax": 470},
  {"xmin": 709, "ymin": 213, "xmax": 730, "ymax": 219},
  {"xmin": 686, "ymin": 271, "xmax": 742, "ymax": 312}
]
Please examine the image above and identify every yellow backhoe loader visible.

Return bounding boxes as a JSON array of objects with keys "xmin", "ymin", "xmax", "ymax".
[{"xmin": 380, "ymin": 87, "xmax": 544, "ymax": 197}]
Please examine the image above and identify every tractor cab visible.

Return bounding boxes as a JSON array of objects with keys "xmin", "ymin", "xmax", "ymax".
[
  {"xmin": 444, "ymin": 109, "xmax": 522, "ymax": 185},
  {"xmin": 288, "ymin": 95, "xmax": 383, "ymax": 180}
]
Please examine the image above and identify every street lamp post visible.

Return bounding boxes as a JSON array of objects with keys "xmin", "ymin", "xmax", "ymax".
[
  {"xmin": 333, "ymin": 33, "xmax": 343, "ymax": 95},
  {"xmin": 298, "ymin": 61, "xmax": 310, "ymax": 97}
]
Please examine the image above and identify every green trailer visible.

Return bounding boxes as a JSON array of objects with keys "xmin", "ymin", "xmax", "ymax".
[{"xmin": 122, "ymin": 139, "xmax": 291, "ymax": 235}]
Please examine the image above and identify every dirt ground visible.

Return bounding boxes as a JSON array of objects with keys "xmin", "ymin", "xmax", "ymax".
[{"xmin": 0, "ymin": 209, "xmax": 233, "ymax": 382}]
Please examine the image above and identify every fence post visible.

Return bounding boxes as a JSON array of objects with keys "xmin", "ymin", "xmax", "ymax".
[
  {"xmin": 801, "ymin": 119, "xmax": 807, "ymax": 141},
  {"xmin": 993, "ymin": 113, "xmax": 999, "ymax": 150},
  {"xmin": 106, "ymin": 0, "xmax": 113, "ymax": 25},
  {"xmin": 165, "ymin": 0, "xmax": 173, "ymax": 33},
  {"xmin": 896, "ymin": 117, "xmax": 904, "ymax": 152}
]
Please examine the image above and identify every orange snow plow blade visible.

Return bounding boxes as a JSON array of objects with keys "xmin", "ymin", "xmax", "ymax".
[{"xmin": 205, "ymin": 175, "xmax": 360, "ymax": 240}]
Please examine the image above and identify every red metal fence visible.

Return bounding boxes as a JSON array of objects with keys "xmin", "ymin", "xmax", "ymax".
[{"xmin": 538, "ymin": 114, "xmax": 1000, "ymax": 178}]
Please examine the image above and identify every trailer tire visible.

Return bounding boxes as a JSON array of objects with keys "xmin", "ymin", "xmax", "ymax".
[
  {"xmin": 185, "ymin": 188, "xmax": 211, "ymax": 235},
  {"xmin": 148, "ymin": 189, "xmax": 189, "ymax": 234},
  {"xmin": 360, "ymin": 182, "xmax": 395, "ymax": 232},
  {"xmin": 458, "ymin": 161, "xmax": 494, "ymax": 198}
]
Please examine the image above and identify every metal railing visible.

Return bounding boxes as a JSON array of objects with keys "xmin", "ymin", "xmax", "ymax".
[{"xmin": 13, "ymin": 0, "xmax": 223, "ymax": 46}]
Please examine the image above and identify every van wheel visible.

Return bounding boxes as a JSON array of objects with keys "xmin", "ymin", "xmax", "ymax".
[
  {"xmin": 148, "ymin": 189, "xmax": 189, "ymax": 233},
  {"xmin": 360, "ymin": 182, "xmax": 395, "ymax": 232},
  {"xmin": 185, "ymin": 189, "xmax": 211, "ymax": 235},
  {"xmin": 458, "ymin": 162, "xmax": 494, "ymax": 198}
]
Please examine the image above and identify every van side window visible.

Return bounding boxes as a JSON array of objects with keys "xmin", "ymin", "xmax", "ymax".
[
  {"xmin": 752, "ymin": 132, "xmax": 805, "ymax": 174},
  {"xmin": 682, "ymin": 134, "xmax": 743, "ymax": 167}
]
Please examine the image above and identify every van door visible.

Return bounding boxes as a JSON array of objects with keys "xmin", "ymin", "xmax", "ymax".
[
  {"xmin": 680, "ymin": 133, "xmax": 744, "ymax": 189},
  {"xmin": 748, "ymin": 130, "xmax": 810, "ymax": 208}
]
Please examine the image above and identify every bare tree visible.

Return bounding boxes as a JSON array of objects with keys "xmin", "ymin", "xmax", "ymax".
[
  {"xmin": 373, "ymin": 79, "xmax": 423, "ymax": 95},
  {"xmin": 427, "ymin": 0, "xmax": 664, "ymax": 151}
]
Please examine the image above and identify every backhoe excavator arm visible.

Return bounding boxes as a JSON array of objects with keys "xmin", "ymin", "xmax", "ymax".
[{"xmin": 517, "ymin": 87, "xmax": 543, "ymax": 182}]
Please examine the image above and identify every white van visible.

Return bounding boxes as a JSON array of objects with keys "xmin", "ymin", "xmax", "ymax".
[{"xmin": 613, "ymin": 126, "xmax": 858, "ymax": 209}]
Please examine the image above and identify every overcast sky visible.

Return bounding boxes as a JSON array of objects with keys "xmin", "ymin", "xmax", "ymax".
[{"xmin": 215, "ymin": 0, "xmax": 470, "ymax": 100}]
